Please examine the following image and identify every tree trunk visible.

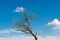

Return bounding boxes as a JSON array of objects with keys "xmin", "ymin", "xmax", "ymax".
[
  {"xmin": 35, "ymin": 38, "xmax": 38, "ymax": 40},
  {"xmin": 29, "ymin": 30, "xmax": 38, "ymax": 40},
  {"xmin": 35, "ymin": 32, "xmax": 38, "ymax": 40}
]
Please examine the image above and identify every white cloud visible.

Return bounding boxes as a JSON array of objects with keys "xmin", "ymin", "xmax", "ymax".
[
  {"xmin": 0, "ymin": 36, "xmax": 34, "ymax": 40},
  {"xmin": 0, "ymin": 29, "xmax": 60, "ymax": 40},
  {"xmin": 0, "ymin": 29, "xmax": 21, "ymax": 34},
  {"xmin": 47, "ymin": 19, "xmax": 60, "ymax": 31},
  {"xmin": 0, "ymin": 35, "xmax": 60, "ymax": 40},
  {"xmin": 13, "ymin": 7, "xmax": 24, "ymax": 12}
]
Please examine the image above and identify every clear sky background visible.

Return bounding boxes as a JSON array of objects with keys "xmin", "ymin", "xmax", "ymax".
[{"xmin": 0, "ymin": 0, "xmax": 60, "ymax": 40}]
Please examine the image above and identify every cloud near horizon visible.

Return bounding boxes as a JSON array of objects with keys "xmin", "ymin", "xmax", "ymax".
[
  {"xmin": 0, "ymin": 28, "xmax": 60, "ymax": 40},
  {"xmin": 0, "ymin": 29, "xmax": 22, "ymax": 34},
  {"xmin": 47, "ymin": 19, "xmax": 60, "ymax": 31},
  {"xmin": 0, "ymin": 35, "xmax": 60, "ymax": 40}
]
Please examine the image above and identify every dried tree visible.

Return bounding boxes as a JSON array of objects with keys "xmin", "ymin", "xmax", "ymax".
[{"xmin": 14, "ymin": 10, "xmax": 38, "ymax": 40}]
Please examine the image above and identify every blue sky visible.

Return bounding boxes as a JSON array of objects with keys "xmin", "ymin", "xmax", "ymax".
[{"xmin": 0, "ymin": 0, "xmax": 60, "ymax": 40}]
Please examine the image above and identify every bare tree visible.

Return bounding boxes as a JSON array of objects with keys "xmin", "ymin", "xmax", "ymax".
[{"xmin": 14, "ymin": 9, "xmax": 38, "ymax": 40}]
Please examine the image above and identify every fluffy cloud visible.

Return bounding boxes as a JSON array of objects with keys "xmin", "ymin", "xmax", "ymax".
[
  {"xmin": 0, "ymin": 36, "xmax": 60, "ymax": 40},
  {"xmin": 47, "ymin": 19, "xmax": 60, "ymax": 31},
  {"xmin": 13, "ymin": 7, "xmax": 24, "ymax": 12}
]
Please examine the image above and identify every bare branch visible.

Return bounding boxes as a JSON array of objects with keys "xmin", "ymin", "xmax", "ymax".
[{"xmin": 14, "ymin": 8, "xmax": 38, "ymax": 40}]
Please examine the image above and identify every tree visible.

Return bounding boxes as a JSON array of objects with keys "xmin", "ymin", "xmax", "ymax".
[{"xmin": 14, "ymin": 8, "xmax": 38, "ymax": 40}]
